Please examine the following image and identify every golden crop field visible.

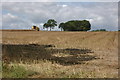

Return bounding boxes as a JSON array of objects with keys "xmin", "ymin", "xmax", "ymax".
[{"xmin": 1, "ymin": 31, "xmax": 119, "ymax": 78}]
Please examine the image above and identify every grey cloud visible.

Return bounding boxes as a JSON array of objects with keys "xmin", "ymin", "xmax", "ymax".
[
  {"xmin": 1, "ymin": 0, "xmax": 119, "ymax": 2},
  {"xmin": 2, "ymin": 2, "xmax": 118, "ymax": 31}
]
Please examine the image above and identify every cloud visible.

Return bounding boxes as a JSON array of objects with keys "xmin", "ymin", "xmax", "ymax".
[
  {"xmin": 62, "ymin": 5, "xmax": 68, "ymax": 7},
  {"xmin": 1, "ymin": 0, "xmax": 119, "ymax": 2},
  {"xmin": 1, "ymin": 0, "xmax": 55, "ymax": 2},
  {"xmin": 2, "ymin": 2, "xmax": 118, "ymax": 31},
  {"xmin": 2, "ymin": 13, "xmax": 32, "ymax": 29}
]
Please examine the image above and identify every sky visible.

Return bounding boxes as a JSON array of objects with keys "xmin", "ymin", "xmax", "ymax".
[
  {"xmin": 1, "ymin": 0, "xmax": 118, "ymax": 31},
  {"xmin": 1, "ymin": 0, "xmax": 119, "ymax": 2}
]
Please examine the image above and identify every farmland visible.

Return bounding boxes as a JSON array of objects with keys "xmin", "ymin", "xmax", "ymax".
[{"xmin": 1, "ymin": 31, "xmax": 119, "ymax": 78}]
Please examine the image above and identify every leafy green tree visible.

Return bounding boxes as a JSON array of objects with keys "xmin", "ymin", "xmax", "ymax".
[
  {"xmin": 58, "ymin": 20, "xmax": 91, "ymax": 31},
  {"xmin": 43, "ymin": 23, "xmax": 49, "ymax": 31},
  {"xmin": 44, "ymin": 19, "xmax": 57, "ymax": 31},
  {"xmin": 58, "ymin": 23, "xmax": 65, "ymax": 31}
]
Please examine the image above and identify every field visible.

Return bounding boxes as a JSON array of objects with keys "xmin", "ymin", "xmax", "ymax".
[{"xmin": 1, "ymin": 31, "xmax": 119, "ymax": 78}]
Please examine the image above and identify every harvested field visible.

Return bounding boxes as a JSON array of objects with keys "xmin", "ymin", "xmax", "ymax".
[
  {"xmin": 1, "ymin": 31, "xmax": 119, "ymax": 78},
  {"xmin": 0, "ymin": 29, "xmax": 34, "ymax": 32}
]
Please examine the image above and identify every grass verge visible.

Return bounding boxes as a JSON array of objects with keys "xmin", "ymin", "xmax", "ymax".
[{"xmin": 2, "ymin": 63, "xmax": 37, "ymax": 78}]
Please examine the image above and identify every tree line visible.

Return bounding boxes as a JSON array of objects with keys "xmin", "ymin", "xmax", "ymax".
[
  {"xmin": 43, "ymin": 19, "xmax": 91, "ymax": 31},
  {"xmin": 91, "ymin": 29, "xmax": 107, "ymax": 32}
]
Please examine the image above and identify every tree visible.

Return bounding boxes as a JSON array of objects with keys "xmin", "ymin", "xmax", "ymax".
[
  {"xmin": 58, "ymin": 23, "xmax": 65, "ymax": 31},
  {"xmin": 58, "ymin": 20, "xmax": 91, "ymax": 31},
  {"xmin": 43, "ymin": 23, "xmax": 49, "ymax": 31},
  {"xmin": 44, "ymin": 19, "xmax": 57, "ymax": 31}
]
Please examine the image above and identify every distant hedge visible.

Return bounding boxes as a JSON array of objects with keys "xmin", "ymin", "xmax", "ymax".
[{"xmin": 92, "ymin": 29, "xmax": 107, "ymax": 32}]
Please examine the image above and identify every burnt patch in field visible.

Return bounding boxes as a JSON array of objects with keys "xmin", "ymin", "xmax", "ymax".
[
  {"xmin": 2, "ymin": 44, "xmax": 97, "ymax": 65},
  {"xmin": 28, "ymin": 44, "xmax": 55, "ymax": 48}
]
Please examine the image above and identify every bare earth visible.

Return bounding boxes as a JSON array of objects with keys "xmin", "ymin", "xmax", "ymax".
[{"xmin": 2, "ymin": 31, "xmax": 118, "ymax": 78}]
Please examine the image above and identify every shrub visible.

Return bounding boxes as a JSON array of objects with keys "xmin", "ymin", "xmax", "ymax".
[{"xmin": 92, "ymin": 29, "xmax": 107, "ymax": 32}]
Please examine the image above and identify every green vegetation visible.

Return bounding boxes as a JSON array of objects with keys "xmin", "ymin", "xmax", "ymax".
[
  {"xmin": 43, "ymin": 19, "xmax": 91, "ymax": 31},
  {"xmin": 43, "ymin": 19, "xmax": 57, "ymax": 31},
  {"xmin": 92, "ymin": 29, "xmax": 107, "ymax": 32},
  {"xmin": 2, "ymin": 63, "xmax": 37, "ymax": 78},
  {"xmin": 58, "ymin": 22, "xmax": 64, "ymax": 31},
  {"xmin": 0, "ymin": 61, "xmax": 2, "ymax": 78},
  {"xmin": 59, "ymin": 20, "xmax": 91, "ymax": 31}
]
